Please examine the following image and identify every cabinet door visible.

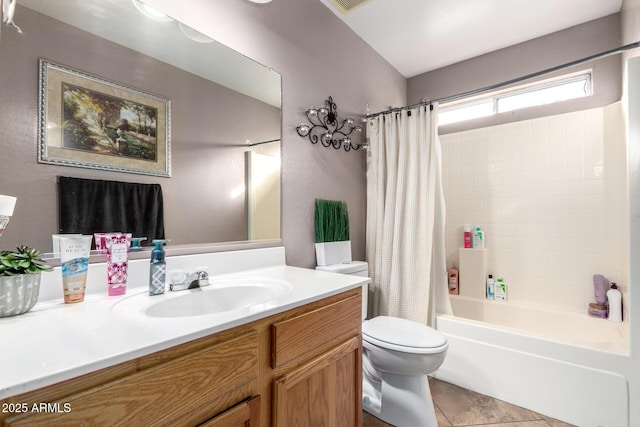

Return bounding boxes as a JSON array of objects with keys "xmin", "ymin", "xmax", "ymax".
[
  {"xmin": 4, "ymin": 332, "xmax": 259, "ymax": 427},
  {"xmin": 199, "ymin": 396, "xmax": 260, "ymax": 427},
  {"xmin": 273, "ymin": 336, "xmax": 361, "ymax": 427}
]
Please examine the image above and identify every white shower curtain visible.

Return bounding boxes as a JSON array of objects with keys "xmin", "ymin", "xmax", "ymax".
[{"xmin": 366, "ymin": 104, "xmax": 451, "ymax": 326}]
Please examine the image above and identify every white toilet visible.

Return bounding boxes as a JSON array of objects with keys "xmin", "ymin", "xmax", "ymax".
[{"xmin": 316, "ymin": 261, "xmax": 448, "ymax": 427}]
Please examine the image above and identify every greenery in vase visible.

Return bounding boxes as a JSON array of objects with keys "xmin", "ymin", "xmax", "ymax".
[
  {"xmin": 314, "ymin": 199, "xmax": 350, "ymax": 243},
  {"xmin": 0, "ymin": 246, "xmax": 51, "ymax": 276}
]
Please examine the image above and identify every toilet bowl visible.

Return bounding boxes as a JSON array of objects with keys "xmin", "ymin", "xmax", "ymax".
[
  {"xmin": 316, "ymin": 261, "xmax": 449, "ymax": 427},
  {"xmin": 362, "ymin": 316, "xmax": 448, "ymax": 427}
]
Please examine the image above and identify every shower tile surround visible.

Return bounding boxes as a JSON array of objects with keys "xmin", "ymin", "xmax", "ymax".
[{"xmin": 440, "ymin": 104, "xmax": 627, "ymax": 317}]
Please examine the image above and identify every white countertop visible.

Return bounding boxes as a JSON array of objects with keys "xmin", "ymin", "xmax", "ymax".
[{"xmin": 0, "ymin": 247, "xmax": 369, "ymax": 399}]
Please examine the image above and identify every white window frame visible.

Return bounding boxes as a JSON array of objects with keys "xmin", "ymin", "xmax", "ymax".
[{"xmin": 438, "ymin": 70, "xmax": 592, "ymax": 126}]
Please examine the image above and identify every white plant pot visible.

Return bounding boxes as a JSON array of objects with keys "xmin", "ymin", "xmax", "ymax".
[
  {"xmin": 0, "ymin": 273, "xmax": 41, "ymax": 317},
  {"xmin": 315, "ymin": 240, "xmax": 352, "ymax": 266}
]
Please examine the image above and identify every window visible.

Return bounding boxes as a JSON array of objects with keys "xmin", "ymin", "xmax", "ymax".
[{"xmin": 438, "ymin": 72, "xmax": 592, "ymax": 126}]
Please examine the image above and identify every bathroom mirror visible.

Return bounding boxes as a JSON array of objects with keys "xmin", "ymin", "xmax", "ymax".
[{"xmin": 0, "ymin": 0, "xmax": 281, "ymax": 253}]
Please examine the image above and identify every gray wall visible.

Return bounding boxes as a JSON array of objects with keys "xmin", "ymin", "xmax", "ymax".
[
  {"xmin": 0, "ymin": 6, "xmax": 281, "ymax": 250},
  {"xmin": 407, "ymin": 14, "xmax": 622, "ymax": 134},
  {"xmin": 145, "ymin": 0, "xmax": 407, "ymax": 268}
]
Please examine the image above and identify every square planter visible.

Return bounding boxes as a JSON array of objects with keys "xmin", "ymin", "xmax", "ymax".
[{"xmin": 315, "ymin": 240, "xmax": 352, "ymax": 266}]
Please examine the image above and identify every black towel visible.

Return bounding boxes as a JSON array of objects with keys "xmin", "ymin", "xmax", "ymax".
[{"xmin": 58, "ymin": 176, "xmax": 164, "ymax": 244}]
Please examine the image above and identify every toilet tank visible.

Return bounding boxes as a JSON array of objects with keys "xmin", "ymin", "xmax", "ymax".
[{"xmin": 316, "ymin": 261, "xmax": 369, "ymax": 319}]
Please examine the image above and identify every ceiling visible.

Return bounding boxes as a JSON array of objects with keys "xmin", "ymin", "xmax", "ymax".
[{"xmin": 319, "ymin": 0, "xmax": 624, "ymax": 78}]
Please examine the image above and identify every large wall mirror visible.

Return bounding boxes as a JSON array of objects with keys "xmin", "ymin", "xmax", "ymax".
[{"xmin": 0, "ymin": 0, "xmax": 282, "ymax": 254}]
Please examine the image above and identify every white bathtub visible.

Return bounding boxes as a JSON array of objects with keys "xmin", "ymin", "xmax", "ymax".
[{"xmin": 435, "ymin": 295, "xmax": 630, "ymax": 427}]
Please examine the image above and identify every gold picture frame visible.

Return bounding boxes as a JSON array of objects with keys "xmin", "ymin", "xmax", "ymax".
[{"xmin": 38, "ymin": 59, "xmax": 171, "ymax": 177}]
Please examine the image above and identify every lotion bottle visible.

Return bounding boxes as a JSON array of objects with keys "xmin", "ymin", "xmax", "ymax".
[
  {"xmin": 494, "ymin": 278, "xmax": 507, "ymax": 301},
  {"xmin": 472, "ymin": 226, "xmax": 484, "ymax": 249},
  {"xmin": 607, "ymin": 282, "xmax": 622, "ymax": 322},
  {"xmin": 486, "ymin": 274, "xmax": 495, "ymax": 299},
  {"xmin": 149, "ymin": 239, "xmax": 170, "ymax": 295},
  {"xmin": 448, "ymin": 263, "xmax": 459, "ymax": 295}
]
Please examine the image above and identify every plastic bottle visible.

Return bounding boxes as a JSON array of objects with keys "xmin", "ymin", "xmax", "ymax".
[
  {"xmin": 472, "ymin": 226, "xmax": 484, "ymax": 249},
  {"xmin": 593, "ymin": 274, "xmax": 607, "ymax": 305},
  {"xmin": 463, "ymin": 225, "xmax": 471, "ymax": 248},
  {"xmin": 448, "ymin": 263, "xmax": 459, "ymax": 295},
  {"xmin": 486, "ymin": 274, "xmax": 494, "ymax": 300},
  {"xmin": 494, "ymin": 278, "xmax": 507, "ymax": 301},
  {"xmin": 149, "ymin": 239, "xmax": 170, "ymax": 296},
  {"xmin": 607, "ymin": 283, "xmax": 622, "ymax": 322}
]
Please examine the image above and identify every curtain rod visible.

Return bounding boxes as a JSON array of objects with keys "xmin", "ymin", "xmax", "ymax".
[
  {"xmin": 247, "ymin": 138, "xmax": 280, "ymax": 147},
  {"xmin": 366, "ymin": 41, "xmax": 640, "ymax": 119}
]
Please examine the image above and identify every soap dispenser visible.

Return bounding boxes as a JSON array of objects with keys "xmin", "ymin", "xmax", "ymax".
[{"xmin": 149, "ymin": 239, "xmax": 170, "ymax": 295}]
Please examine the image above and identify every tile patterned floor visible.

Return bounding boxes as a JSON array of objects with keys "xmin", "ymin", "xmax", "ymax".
[{"xmin": 362, "ymin": 378, "xmax": 576, "ymax": 427}]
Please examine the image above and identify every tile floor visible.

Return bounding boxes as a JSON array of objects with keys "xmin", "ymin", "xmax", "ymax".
[{"xmin": 362, "ymin": 378, "xmax": 576, "ymax": 427}]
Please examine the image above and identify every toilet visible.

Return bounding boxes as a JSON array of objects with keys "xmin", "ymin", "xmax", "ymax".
[{"xmin": 316, "ymin": 261, "xmax": 448, "ymax": 427}]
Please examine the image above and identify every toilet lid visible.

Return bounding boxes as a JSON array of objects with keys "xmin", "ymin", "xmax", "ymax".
[{"xmin": 362, "ymin": 316, "xmax": 447, "ymax": 353}]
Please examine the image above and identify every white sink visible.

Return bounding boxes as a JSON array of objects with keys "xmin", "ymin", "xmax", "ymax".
[{"xmin": 113, "ymin": 277, "xmax": 292, "ymax": 318}]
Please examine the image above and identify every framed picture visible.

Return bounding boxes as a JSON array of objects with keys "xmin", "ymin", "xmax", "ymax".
[{"xmin": 38, "ymin": 59, "xmax": 171, "ymax": 177}]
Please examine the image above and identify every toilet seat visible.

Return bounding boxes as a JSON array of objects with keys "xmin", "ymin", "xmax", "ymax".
[{"xmin": 362, "ymin": 316, "xmax": 448, "ymax": 354}]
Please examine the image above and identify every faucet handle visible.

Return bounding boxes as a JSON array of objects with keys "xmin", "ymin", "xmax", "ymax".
[
  {"xmin": 169, "ymin": 269, "xmax": 187, "ymax": 285},
  {"xmin": 193, "ymin": 267, "xmax": 210, "ymax": 287}
]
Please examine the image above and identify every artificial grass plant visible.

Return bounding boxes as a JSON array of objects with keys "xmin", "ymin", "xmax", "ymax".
[{"xmin": 314, "ymin": 199, "xmax": 350, "ymax": 243}]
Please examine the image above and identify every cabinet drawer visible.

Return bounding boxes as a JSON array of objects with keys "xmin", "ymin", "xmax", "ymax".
[
  {"xmin": 198, "ymin": 395, "xmax": 260, "ymax": 427},
  {"xmin": 5, "ymin": 332, "xmax": 259, "ymax": 427},
  {"xmin": 271, "ymin": 293, "xmax": 361, "ymax": 368}
]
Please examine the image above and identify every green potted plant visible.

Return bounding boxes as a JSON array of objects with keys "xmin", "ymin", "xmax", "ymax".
[
  {"xmin": 0, "ymin": 246, "xmax": 51, "ymax": 317},
  {"xmin": 314, "ymin": 199, "xmax": 352, "ymax": 266}
]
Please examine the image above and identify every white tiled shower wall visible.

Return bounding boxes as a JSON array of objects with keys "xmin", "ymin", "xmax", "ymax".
[{"xmin": 440, "ymin": 103, "xmax": 628, "ymax": 315}]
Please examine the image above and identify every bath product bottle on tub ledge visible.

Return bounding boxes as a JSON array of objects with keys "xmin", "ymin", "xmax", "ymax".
[
  {"xmin": 486, "ymin": 274, "xmax": 495, "ymax": 299},
  {"xmin": 494, "ymin": 278, "xmax": 507, "ymax": 301},
  {"xmin": 463, "ymin": 224, "xmax": 472, "ymax": 248},
  {"xmin": 472, "ymin": 226, "xmax": 484, "ymax": 249},
  {"xmin": 448, "ymin": 263, "xmax": 459, "ymax": 295},
  {"xmin": 607, "ymin": 283, "xmax": 622, "ymax": 322}
]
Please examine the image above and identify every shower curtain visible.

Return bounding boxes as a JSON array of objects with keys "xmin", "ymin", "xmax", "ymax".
[{"xmin": 366, "ymin": 104, "xmax": 451, "ymax": 326}]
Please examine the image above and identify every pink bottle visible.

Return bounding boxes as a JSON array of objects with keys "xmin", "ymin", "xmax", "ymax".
[
  {"xmin": 105, "ymin": 233, "xmax": 131, "ymax": 296},
  {"xmin": 463, "ymin": 224, "xmax": 471, "ymax": 248}
]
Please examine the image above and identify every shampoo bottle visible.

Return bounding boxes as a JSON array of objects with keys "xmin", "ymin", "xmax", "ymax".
[
  {"xmin": 463, "ymin": 224, "xmax": 471, "ymax": 248},
  {"xmin": 486, "ymin": 274, "xmax": 495, "ymax": 299},
  {"xmin": 472, "ymin": 226, "xmax": 484, "ymax": 249},
  {"xmin": 448, "ymin": 263, "xmax": 459, "ymax": 295},
  {"xmin": 607, "ymin": 282, "xmax": 622, "ymax": 322},
  {"xmin": 149, "ymin": 239, "xmax": 170, "ymax": 296},
  {"xmin": 494, "ymin": 278, "xmax": 507, "ymax": 301}
]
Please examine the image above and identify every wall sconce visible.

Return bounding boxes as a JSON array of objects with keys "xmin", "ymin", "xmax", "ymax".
[{"xmin": 296, "ymin": 96, "xmax": 365, "ymax": 152}]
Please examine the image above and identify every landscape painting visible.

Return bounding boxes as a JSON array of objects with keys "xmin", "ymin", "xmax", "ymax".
[
  {"xmin": 62, "ymin": 83, "xmax": 158, "ymax": 161},
  {"xmin": 38, "ymin": 59, "xmax": 171, "ymax": 177}
]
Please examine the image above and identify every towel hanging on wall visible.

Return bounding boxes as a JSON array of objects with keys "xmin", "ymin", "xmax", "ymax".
[{"xmin": 58, "ymin": 176, "xmax": 165, "ymax": 243}]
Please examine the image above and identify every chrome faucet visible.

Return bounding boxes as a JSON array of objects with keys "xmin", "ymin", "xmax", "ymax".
[{"xmin": 169, "ymin": 269, "xmax": 209, "ymax": 291}]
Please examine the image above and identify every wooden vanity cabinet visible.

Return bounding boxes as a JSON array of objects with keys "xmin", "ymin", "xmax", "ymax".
[
  {"xmin": 0, "ymin": 287, "xmax": 362, "ymax": 427},
  {"xmin": 271, "ymin": 293, "xmax": 362, "ymax": 426},
  {"xmin": 1, "ymin": 331, "xmax": 260, "ymax": 427}
]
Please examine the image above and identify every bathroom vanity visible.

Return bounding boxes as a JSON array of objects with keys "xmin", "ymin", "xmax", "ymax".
[{"xmin": 0, "ymin": 247, "xmax": 366, "ymax": 426}]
